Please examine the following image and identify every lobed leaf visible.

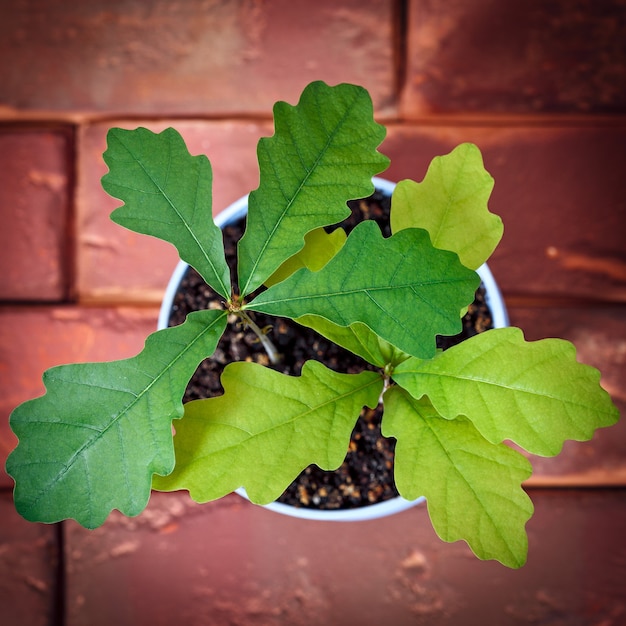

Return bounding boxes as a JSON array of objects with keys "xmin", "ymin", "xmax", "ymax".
[
  {"xmin": 237, "ymin": 81, "xmax": 390, "ymax": 296},
  {"xmin": 392, "ymin": 327, "xmax": 620, "ymax": 456},
  {"xmin": 391, "ymin": 143, "xmax": 502, "ymax": 270},
  {"xmin": 153, "ymin": 360, "xmax": 383, "ymax": 504},
  {"xmin": 264, "ymin": 227, "xmax": 347, "ymax": 288},
  {"xmin": 102, "ymin": 127, "xmax": 231, "ymax": 299},
  {"xmin": 248, "ymin": 221, "xmax": 480, "ymax": 360},
  {"xmin": 7, "ymin": 310, "xmax": 228, "ymax": 528},
  {"xmin": 382, "ymin": 387, "xmax": 533, "ymax": 568}
]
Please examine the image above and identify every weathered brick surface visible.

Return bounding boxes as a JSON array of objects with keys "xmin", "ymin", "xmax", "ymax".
[
  {"xmin": 0, "ymin": 305, "xmax": 159, "ymax": 486},
  {"xmin": 382, "ymin": 124, "xmax": 626, "ymax": 302},
  {"xmin": 0, "ymin": 128, "xmax": 71, "ymax": 301},
  {"xmin": 77, "ymin": 120, "xmax": 273, "ymax": 302},
  {"xmin": 0, "ymin": 0, "xmax": 396, "ymax": 117},
  {"xmin": 63, "ymin": 489, "xmax": 626, "ymax": 626},
  {"xmin": 0, "ymin": 492, "xmax": 58, "ymax": 626},
  {"xmin": 402, "ymin": 0, "xmax": 626, "ymax": 116},
  {"xmin": 1, "ymin": 1, "xmax": 625, "ymax": 620}
]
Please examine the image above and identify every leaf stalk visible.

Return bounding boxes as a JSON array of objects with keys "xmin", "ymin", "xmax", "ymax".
[{"xmin": 238, "ymin": 310, "xmax": 281, "ymax": 365}]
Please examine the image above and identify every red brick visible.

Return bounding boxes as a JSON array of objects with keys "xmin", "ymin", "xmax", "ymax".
[
  {"xmin": 381, "ymin": 124, "xmax": 626, "ymax": 302},
  {"xmin": 63, "ymin": 489, "xmax": 626, "ymax": 625},
  {"xmin": 0, "ymin": 0, "xmax": 396, "ymax": 117},
  {"xmin": 508, "ymin": 305, "xmax": 626, "ymax": 486},
  {"xmin": 0, "ymin": 492, "xmax": 58, "ymax": 626},
  {"xmin": 77, "ymin": 120, "xmax": 274, "ymax": 303},
  {"xmin": 0, "ymin": 305, "xmax": 159, "ymax": 486},
  {"xmin": 0, "ymin": 129, "xmax": 71, "ymax": 301},
  {"xmin": 401, "ymin": 0, "xmax": 626, "ymax": 116}
]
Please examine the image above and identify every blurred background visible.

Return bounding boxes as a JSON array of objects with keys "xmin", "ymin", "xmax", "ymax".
[{"xmin": 1, "ymin": 1, "xmax": 625, "ymax": 624}]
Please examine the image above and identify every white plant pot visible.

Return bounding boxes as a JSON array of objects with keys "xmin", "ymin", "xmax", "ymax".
[{"xmin": 158, "ymin": 177, "xmax": 509, "ymax": 522}]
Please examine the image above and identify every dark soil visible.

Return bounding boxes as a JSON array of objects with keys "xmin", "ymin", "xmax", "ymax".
[{"xmin": 167, "ymin": 190, "xmax": 493, "ymax": 510}]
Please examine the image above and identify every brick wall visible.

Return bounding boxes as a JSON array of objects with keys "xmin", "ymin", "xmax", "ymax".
[{"xmin": 1, "ymin": 2, "xmax": 625, "ymax": 624}]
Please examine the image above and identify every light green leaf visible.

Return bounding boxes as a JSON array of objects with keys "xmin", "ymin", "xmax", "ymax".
[
  {"xmin": 153, "ymin": 360, "xmax": 383, "ymax": 504},
  {"xmin": 248, "ymin": 221, "xmax": 480, "ymax": 360},
  {"xmin": 264, "ymin": 227, "xmax": 347, "ymax": 288},
  {"xmin": 238, "ymin": 81, "xmax": 390, "ymax": 296},
  {"xmin": 102, "ymin": 127, "xmax": 231, "ymax": 300},
  {"xmin": 7, "ymin": 310, "xmax": 228, "ymax": 528},
  {"xmin": 295, "ymin": 317, "xmax": 410, "ymax": 368},
  {"xmin": 391, "ymin": 143, "xmax": 502, "ymax": 270},
  {"xmin": 392, "ymin": 327, "xmax": 620, "ymax": 456},
  {"xmin": 382, "ymin": 387, "xmax": 533, "ymax": 568}
]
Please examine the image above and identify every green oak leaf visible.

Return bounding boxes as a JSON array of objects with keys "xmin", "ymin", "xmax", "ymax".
[
  {"xmin": 238, "ymin": 81, "xmax": 390, "ymax": 296},
  {"xmin": 382, "ymin": 386, "xmax": 533, "ymax": 568},
  {"xmin": 295, "ymin": 316, "xmax": 410, "ymax": 368},
  {"xmin": 392, "ymin": 327, "xmax": 620, "ymax": 456},
  {"xmin": 264, "ymin": 227, "xmax": 347, "ymax": 288},
  {"xmin": 247, "ymin": 221, "xmax": 480, "ymax": 360},
  {"xmin": 153, "ymin": 360, "xmax": 383, "ymax": 504},
  {"xmin": 7, "ymin": 309, "xmax": 228, "ymax": 528},
  {"xmin": 391, "ymin": 143, "xmax": 502, "ymax": 270},
  {"xmin": 102, "ymin": 127, "xmax": 231, "ymax": 300}
]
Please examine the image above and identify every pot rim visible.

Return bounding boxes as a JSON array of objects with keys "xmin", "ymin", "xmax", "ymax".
[{"xmin": 157, "ymin": 176, "xmax": 509, "ymax": 521}]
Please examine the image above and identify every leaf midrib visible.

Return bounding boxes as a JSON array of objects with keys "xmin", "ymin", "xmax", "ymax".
[
  {"xmin": 250, "ymin": 276, "xmax": 472, "ymax": 308},
  {"xmin": 197, "ymin": 371, "xmax": 381, "ymax": 454},
  {"xmin": 419, "ymin": 411, "xmax": 523, "ymax": 565},
  {"xmin": 431, "ymin": 146, "xmax": 470, "ymax": 248},
  {"xmin": 30, "ymin": 312, "xmax": 228, "ymax": 508},
  {"xmin": 241, "ymin": 89, "xmax": 361, "ymax": 296},
  {"xmin": 401, "ymin": 368, "xmax": 598, "ymax": 408},
  {"xmin": 115, "ymin": 131, "xmax": 229, "ymax": 298}
]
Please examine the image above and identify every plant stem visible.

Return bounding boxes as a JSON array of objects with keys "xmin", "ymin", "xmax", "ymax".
[{"xmin": 239, "ymin": 311, "xmax": 281, "ymax": 365}]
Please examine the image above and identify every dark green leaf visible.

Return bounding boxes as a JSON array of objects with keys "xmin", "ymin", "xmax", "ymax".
[
  {"xmin": 248, "ymin": 221, "xmax": 480, "ymax": 359},
  {"xmin": 238, "ymin": 81, "xmax": 390, "ymax": 296},
  {"xmin": 7, "ymin": 310, "xmax": 228, "ymax": 528},
  {"xmin": 103, "ymin": 127, "xmax": 231, "ymax": 299}
]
